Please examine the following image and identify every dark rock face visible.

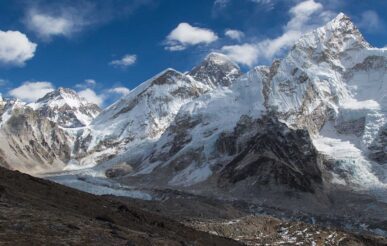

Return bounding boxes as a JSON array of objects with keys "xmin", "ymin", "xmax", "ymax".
[
  {"xmin": 369, "ymin": 123, "xmax": 387, "ymax": 164},
  {"xmin": 189, "ymin": 53, "xmax": 242, "ymax": 87},
  {"xmin": 219, "ymin": 116, "xmax": 323, "ymax": 193}
]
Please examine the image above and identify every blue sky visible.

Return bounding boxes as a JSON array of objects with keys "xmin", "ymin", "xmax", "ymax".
[{"xmin": 0, "ymin": 0, "xmax": 386, "ymax": 107}]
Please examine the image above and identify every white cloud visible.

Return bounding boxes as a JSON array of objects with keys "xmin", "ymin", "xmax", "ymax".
[
  {"xmin": 221, "ymin": 44, "xmax": 260, "ymax": 66},
  {"xmin": 359, "ymin": 10, "xmax": 383, "ymax": 33},
  {"xmin": 286, "ymin": 0, "xmax": 323, "ymax": 30},
  {"xmin": 78, "ymin": 88, "xmax": 104, "ymax": 106},
  {"xmin": 9, "ymin": 81, "xmax": 54, "ymax": 102},
  {"xmin": 108, "ymin": 87, "xmax": 130, "ymax": 96},
  {"xmin": 0, "ymin": 30, "xmax": 37, "ymax": 66},
  {"xmin": 225, "ymin": 29, "xmax": 245, "ymax": 41},
  {"xmin": 110, "ymin": 54, "xmax": 137, "ymax": 68},
  {"xmin": 26, "ymin": 11, "xmax": 75, "ymax": 39},
  {"xmin": 165, "ymin": 23, "xmax": 218, "ymax": 51},
  {"xmin": 220, "ymin": 0, "xmax": 332, "ymax": 66}
]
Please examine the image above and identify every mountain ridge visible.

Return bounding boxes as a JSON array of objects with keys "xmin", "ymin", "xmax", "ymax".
[{"xmin": 0, "ymin": 13, "xmax": 386, "ymax": 237}]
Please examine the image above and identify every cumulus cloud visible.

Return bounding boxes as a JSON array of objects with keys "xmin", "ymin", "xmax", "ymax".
[
  {"xmin": 165, "ymin": 23, "xmax": 218, "ymax": 51},
  {"xmin": 110, "ymin": 54, "xmax": 137, "ymax": 68},
  {"xmin": 358, "ymin": 10, "xmax": 383, "ymax": 33},
  {"xmin": 0, "ymin": 30, "xmax": 37, "ymax": 66},
  {"xmin": 225, "ymin": 29, "xmax": 245, "ymax": 41},
  {"xmin": 78, "ymin": 88, "xmax": 104, "ymax": 106},
  {"xmin": 9, "ymin": 81, "xmax": 54, "ymax": 102},
  {"xmin": 74, "ymin": 79, "xmax": 130, "ymax": 106},
  {"xmin": 108, "ymin": 87, "xmax": 130, "ymax": 96},
  {"xmin": 221, "ymin": 44, "xmax": 260, "ymax": 67},
  {"xmin": 220, "ymin": 0, "xmax": 333, "ymax": 66}
]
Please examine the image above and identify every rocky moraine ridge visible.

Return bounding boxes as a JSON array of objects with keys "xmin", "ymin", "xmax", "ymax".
[{"xmin": 0, "ymin": 13, "xmax": 386, "ymax": 241}]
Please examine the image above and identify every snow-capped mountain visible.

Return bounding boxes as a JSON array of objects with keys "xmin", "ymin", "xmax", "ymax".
[
  {"xmin": 0, "ymin": 89, "xmax": 102, "ymax": 174},
  {"xmin": 0, "ymin": 14, "xmax": 386, "ymax": 209},
  {"xmin": 89, "ymin": 13, "xmax": 386, "ymax": 202},
  {"xmin": 29, "ymin": 87, "xmax": 101, "ymax": 128},
  {"xmin": 70, "ymin": 54, "xmax": 242, "ymax": 166}
]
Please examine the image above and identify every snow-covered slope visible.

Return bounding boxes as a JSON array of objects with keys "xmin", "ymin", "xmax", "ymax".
[
  {"xmin": 29, "ymin": 87, "xmax": 101, "ymax": 128},
  {"xmin": 72, "ymin": 54, "xmax": 242, "ymax": 167},
  {"xmin": 134, "ymin": 66, "xmax": 267, "ymax": 182},
  {"xmin": 0, "ymin": 98, "xmax": 25, "ymax": 128}
]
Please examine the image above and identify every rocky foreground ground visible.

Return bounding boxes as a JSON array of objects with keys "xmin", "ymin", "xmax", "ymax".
[
  {"xmin": 0, "ymin": 166, "xmax": 386, "ymax": 245},
  {"xmin": 0, "ymin": 167, "xmax": 237, "ymax": 245}
]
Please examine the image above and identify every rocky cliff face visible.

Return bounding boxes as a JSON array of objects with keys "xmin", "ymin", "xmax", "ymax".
[
  {"xmin": 218, "ymin": 116, "xmax": 323, "ymax": 194},
  {"xmin": 0, "ymin": 101, "xmax": 73, "ymax": 174}
]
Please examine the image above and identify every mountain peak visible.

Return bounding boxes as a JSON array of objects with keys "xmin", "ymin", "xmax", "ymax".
[
  {"xmin": 36, "ymin": 87, "xmax": 79, "ymax": 104},
  {"xmin": 323, "ymin": 12, "xmax": 366, "ymax": 39},
  {"xmin": 205, "ymin": 52, "xmax": 235, "ymax": 65},
  {"xmin": 29, "ymin": 87, "xmax": 101, "ymax": 128},
  {"xmin": 331, "ymin": 12, "xmax": 349, "ymax": 23},
  {"xmin": 189, "ymin": 52, "xmax": 242, "ymax": 87},
  {"xmin": 57, "ymin": 87, "xmax": 77, "ymax": 95}
]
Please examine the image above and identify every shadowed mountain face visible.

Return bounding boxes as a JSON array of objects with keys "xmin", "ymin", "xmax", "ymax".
[
  {"xmin": 218, "ymin": 116, "xmax": 323, "ymax": 193},
  {"xmin": 0, "ymin": 166, "xmax": 239, "ymax": 245}
]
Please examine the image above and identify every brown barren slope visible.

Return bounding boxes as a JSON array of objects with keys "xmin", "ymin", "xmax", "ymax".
[{"xmin": 0, "ymin": 166, "xmax": 239, "ymax": 245}]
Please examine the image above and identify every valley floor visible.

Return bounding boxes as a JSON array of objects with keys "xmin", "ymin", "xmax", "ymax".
[
  {"xmin": 1, "ymin": 166, "xmax": 386, "ymax": 245},
  {"xmin": 0, "ymin": 167, "xmax": 237, "ymax": 245}
]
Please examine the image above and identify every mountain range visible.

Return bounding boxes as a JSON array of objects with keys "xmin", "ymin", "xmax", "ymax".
[{"xmin": 0, "ymin": 13, "xmax": 386, "ymax": 239}]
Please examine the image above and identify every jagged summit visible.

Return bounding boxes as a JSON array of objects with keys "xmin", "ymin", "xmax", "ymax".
[
  {"xmin": 204, "ymin": 52, "xmax": 236, "ymax": 65},
  {"xmin": 189, "ymin": 52, "xmax": 242, "ymax": 87},
  {"xmin": 327, "ymin": 12, "xmax": 368, "ymax": 43},
  {"xmin": 29, "ymin": 87, "xmax": 101, "ymax": 128},
  {"xmin": 35, "ymin": 87, "xmax": 79, "ymax": 104},
  {"xmin": 292, "ymin": 12, "xmax": 369, "ymax": 54}
]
